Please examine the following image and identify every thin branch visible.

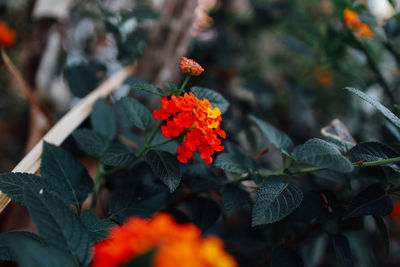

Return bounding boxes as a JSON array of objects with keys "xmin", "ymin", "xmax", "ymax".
[{"xmin": 1, "ymin": 48, "xmax": 55, "ymax": 126}]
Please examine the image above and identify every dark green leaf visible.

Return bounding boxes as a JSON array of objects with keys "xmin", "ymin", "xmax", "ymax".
[
  {"xmin": 182, "ymin": 166, "xmax": 220, "ymax": 191},
  {"xmin": 373, "ymin": 215, "xmax": 390, "ymax": 258},
  {"xmin": 119, "ymin": 97, "xmax": 153, "ymax": 130},
  {"xmin": 332, "ymin": 234, "xmax": 354, "ymax": 267},
  {"xmin": 130, "ymin": 82, "xmax": 164, "ymax": 96},
  {"xmin": 312, "ymin": 170, "xmax": 351, "ymax": 187},
  {"xmin": 252, "ymin": 176, "xmax": 303, "ymax": 226},
  {"xmin": 108, "ymin": 186, "xmax": 167, "ymax": 223},
  {"xmin": 289, "ymin": 190, "xmax": 344, "ymax": 223},
  {"xmin": 91, "ymin": 98, "xmax": 117, "ymax": 140},
  {"xmin": 294, "ymin": 138, "xmax": 354, "ymax": 173},
  {"xmin": 214, "ymin": 152, "xmax": 258, "ymax": 174},
  {"xmin": 23, "ymin": 185, "xmax": 90, "ymax": 265},
  {"xmin": 64, "ymin": 62, "xmax": 106, "ymax": 97},
  {"xmin": 344, "ymin": 87, "xmax": 400, "ymax": 128},
  {"xmin": 344, "ymin": 184, "xmax": 393, "ymax": 219},
  {"xmin": 190, "ymin": 197, "xmax": 221, "ymax": 231},
  {"xmin": 191, "ymin": 86, "xmax": 230, "ymax": 113},
  {"xmin": 249, "ymin": 115, "xmax": 294, "ymax": 154},
  {"xmin": 73, "ymin": 128, "xmax": 111, "ymax": 157},
  {"xmin": 123, "ymin": 249, "xmax": 156, "ymax": 267},
  {"xmin": 0, "ymin": 231, "xmax": 44, "ymax": 262},
  {"xmin": 1, "ymin": 231, "xmax": 77, "ymax": 267},
  {"xmin": 146, "ymin": 150, "xmax": 181, "ymax": 192},
  {"xmin": 0, "ymin": 173, "xmax": 46, "ymax": 205},
  {"xmin": 271, "ymin": 245, "xmax": 304, "ymax": 267},
  {"xmin": 348, "ymin": 142, "xmax": 400, "ymax": 171},
  {"xmin": 40, "ymin": 142, "xmax": 94, "ymax": 207},
  {"xmin": 80, "ymin": 210, "xmax": 116, "ymax": 243},
  {"xmin": 100, "ymin": 142, "xmax": 136, "ymax": 166},
  {"xmin": 223, "ymin": 185, "xmax": 252, "ymax": 217},
  {"xmin": 164, "ymin": 83, "xmax": 177, "ymax": 94}
]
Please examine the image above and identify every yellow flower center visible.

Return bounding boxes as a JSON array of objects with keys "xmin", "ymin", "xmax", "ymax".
[{"xmin": 207, "ymin": 107, "xmax": 221, "ymax": 119}]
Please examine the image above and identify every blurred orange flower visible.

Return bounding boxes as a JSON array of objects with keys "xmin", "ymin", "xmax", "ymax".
[
  {"xmin": 153, "ymin": 92, "xmax": 225, "ymax": 165},
  {"xmin": 91, "ymin": 213, "xmax": 237, "ymax": 267},
  {"xmin": 343, "ymin": 8, "xmax": 374, "ymax": 39},
  {"xmin": 180, "ymin": 57, "xmax": 204, "ymax": 76},
  {"xmin": 312, "ymin": 66, "xmax": 333, "ymax": 87},
  {"xmin": 0, "ymin": 21, "xmax": 16, "ymax": 48}
]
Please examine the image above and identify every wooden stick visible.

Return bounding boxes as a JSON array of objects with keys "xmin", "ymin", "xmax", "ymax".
[{"xmin": 0, "ymin": 65, "xmax": 136, "ymax": 214}]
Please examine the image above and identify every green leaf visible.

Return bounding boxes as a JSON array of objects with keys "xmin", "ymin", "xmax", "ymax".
[
  {"xmin": 80, "ymin": 210, "xmax": 116, "ymax": 243},
  {"xmin": 223, "ymin": 185, "xmax": 252, "ymax": 217},
  {"xmin": 146, "ymin": 150, "xmax": 181, "ymax": 192},
  {"xmin": 332, "ymin": 234, "xmax": 354, "ymax": 267},
  {"xmin": 91, "ymin": 98, "xmax": 117, "ymax": 140},
  {"xmin": 214, "ymin": 152, "xmax": 258, "ymax": 174},
  {"xmin": 73, "ymin": 128, "xmax": 111, "ymax": 157},
  {"xmin": 123, "ymin": 249, "xmax": 156, "ymax": 267},
  {"xmin": 1, "ymin": 231, "xmax": 77, "ymax": 267},
  {"xmin": 289, "ymin": 190, "xmax": 345, "ymax": 223},
  {"xmin": 100, "ymin": 142, "xmax": 136, "ymax": 166},
  {"xmin": 119, "ymin": 97, "xmax": 153, "ymax": 130},
  {"xmin": 182, "ymin": 166, "xmax": 220, "ymax": 191},
  {"xmin": 344, "ymin": 87, "xmax": 400, "ymax": 128},
  {"xmin": 23, "ymin": 185, "xmax": 90, "ymax": 265},
  {"xmin": 64, "ymin": 62, "xmax": 106, "ymax": 97},
  {"xmin": 108, "ymin": 186, "xmax": 167, "ymax": 223},
  {"xmin": 343, "ymin": 184, "xmax": 393, "ymax": 219},
  {"xmin": 252, "ymin": 176, "xmax": 303, "ymax": 226},
  {"xmin": 191, "ymin": 86, "xmax": 230, "ymax": 113},
  {"xmin": 190, "ymin": 197, "xmax": 221, "ymax": 231},
  {"xmin": 294, "ymin": 138, "xmax": 354, "ymax": 173},
  {"xmin": 373, "ymin": 215, "xmax": 390, "ymax": 258},
  {"xmin": 0, "ymin": 231, "xmax": 44, "ymax": 262},
  {"xmin": 271, "ymin": 245, "xmax": 304, "ymax": 267},
  {"xmin": 0, "ymin": 173, "xmax": 46, "ymax": 205},
  {"xmin": 0, "ymin": 172, "xmax": 87, "ymax": 208},
  {"xmin": 164, "ymin": 83, "xmax": 177, "ymax": 94},
  {"xmin": 40, "ymin": 142, "xmax": 94, "ymax": 207},
  {"xmin": 130, "ymin": 82, "xmax": 164, "ymax": 96},
  {"xmin": 347, "ymin": 142, "xmax": 400, "ymax": 171},
  {"xmin": 249, "ymin": 115, "xmax": 294, "ymax": 154}
]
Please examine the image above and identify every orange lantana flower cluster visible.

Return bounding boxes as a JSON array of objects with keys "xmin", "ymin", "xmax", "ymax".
[
  {"xmin": 153, "ymin": 92, "xmax": 226, "ymax": 165},
  {"xmin": 343, "ymin": 8, "xmax": 374, "ymax": 39},
  {"xmin": 0, "ymin": 21, "xmax": 16, "ymax": 48},
  {"xmin": 180, "ymin": 57, "xmax": 204, "ymax": 76},
  {"xmin": 91, "ymin": 213, "xmax": 237, "ymax": 267}
]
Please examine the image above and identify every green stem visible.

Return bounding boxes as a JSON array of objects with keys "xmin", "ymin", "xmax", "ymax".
[
  {"xmin": 360, "ymin": 156, "xmax": 400, "ymax": 167},
  {"xmin": 90, "ymin": 163, "xmax": 104, "ymax": 212},
  {"xmin": 224, "ymin": 157, "xmax": 400, "ymax": 185},
  {"xmin": 147, "ymin": 136, "xmax": 180, "ymax": 149},
  {"xmin": 179, "ymin": 74, "xmax": 191, "ymax": 92},
  {"xmin": 103, "ymin": 136, "xmax": 181, "ymax": 176},
  {"xmin": 148, "ymin": 121, "xmax": 163, "ymax": 145}
]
